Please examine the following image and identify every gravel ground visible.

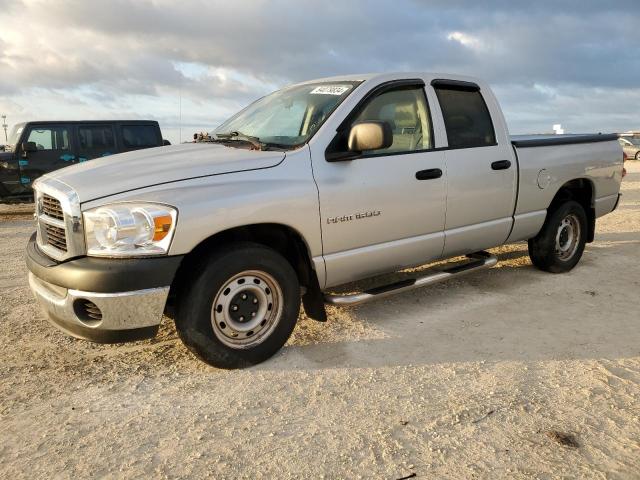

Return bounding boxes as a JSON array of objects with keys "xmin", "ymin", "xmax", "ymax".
[{"xmin": 1, "ymin": 163, "xmax": 639, "ymax": 479}]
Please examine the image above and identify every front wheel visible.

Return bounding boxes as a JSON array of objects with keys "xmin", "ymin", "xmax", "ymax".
[
  {"xmin": 175, "ymin": 242, "xmax": 301, "ymax": 368},
  {"xmin": 528, "ymin": 200, "xmax": 587, "ymax": 273}
]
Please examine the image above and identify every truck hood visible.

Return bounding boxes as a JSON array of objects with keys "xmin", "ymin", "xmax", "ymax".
[{"xmin": 44, "ymin": 143, "xmax": 286, "ymax": 202}]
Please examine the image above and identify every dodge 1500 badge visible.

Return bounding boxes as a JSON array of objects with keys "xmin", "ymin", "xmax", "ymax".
[{"xmin": 26, "ymin": 72, "xmax": 623, "ymax": 368}]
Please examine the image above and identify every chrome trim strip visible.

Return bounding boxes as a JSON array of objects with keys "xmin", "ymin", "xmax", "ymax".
[{"xmin": 37, "ymin": 213, "xmax": 66, "ymax": 228}]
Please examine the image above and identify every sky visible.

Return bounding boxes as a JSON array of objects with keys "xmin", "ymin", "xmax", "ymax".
[{"xmin": 0, "ymin": 0, "xmax": 638, "ymax": 144}]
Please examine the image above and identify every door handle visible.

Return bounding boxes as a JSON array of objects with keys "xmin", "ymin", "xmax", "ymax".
[
  {"xmin": 415, "ymin": 168, "xmax": 442, "ymax": 180},
  {"xmin": 491, "ymin": 160, "xmax": 511, "ymax": 170}
]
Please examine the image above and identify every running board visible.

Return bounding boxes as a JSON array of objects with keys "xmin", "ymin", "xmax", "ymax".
[{"xmin": 324, "ymin": 251, "xmax": 497, "ymax": 307}]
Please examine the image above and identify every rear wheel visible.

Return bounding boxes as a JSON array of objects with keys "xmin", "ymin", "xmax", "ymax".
[
  {"xmin": 635, "ymin": 151, "xmax": 640, "ymax": 160},
  {"xmin": 175, "ymin": 242, "xmax": 301, "ymax": 368},
  {"xmin": 528, "ymin": 200, "xmax": 587, "ymax": 273}
]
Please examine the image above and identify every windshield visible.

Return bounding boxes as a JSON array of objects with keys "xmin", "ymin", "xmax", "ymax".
[
  {"xmin": 212, "ymin": 82, "xmax": 360, "ymax": 148},
  {"xmin": 625, "ymin": 137, "xmax": 640, "ymax": 146},
  {"xmin": 5, "ymin": 124, "xmax": 25, "ymax": 152}
]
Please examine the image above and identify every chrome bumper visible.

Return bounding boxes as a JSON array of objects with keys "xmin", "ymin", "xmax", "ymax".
[{"xmin": 28, "ymin": 272, "xmax": 169, "ymax": 343}]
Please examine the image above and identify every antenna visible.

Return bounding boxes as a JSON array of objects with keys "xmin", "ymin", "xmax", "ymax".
[
  {"xmin": 1, "ymin": 115, "xmax": 7, "ymax": 143},
  {"xmin": 179, "ymin": 90, "xmax": 182, "ymax": 144}
]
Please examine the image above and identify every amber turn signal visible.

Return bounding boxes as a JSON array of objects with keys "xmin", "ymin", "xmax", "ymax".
[{"xmin": 153, "ymin": 215, "xmax": 173, "ymax": 241}]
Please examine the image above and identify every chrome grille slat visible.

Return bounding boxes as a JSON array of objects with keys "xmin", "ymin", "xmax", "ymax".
[
  {"xmin": 44, "ymin": 227, "xmax": 68, "ymax": 251},
  {"xmin": 44, "ymin": 226, "xmax": 66, "ymax": 241},
  {"xmin": 38, "ymin": 214, "xmax": 65, "ymax": 228},
  {"xmin": 42, "ymin": 194, "xmax": 64, "ymax": 220},
  {"xmin": 45, "ymin": 232, "xmax": 66, "ymax": 243}
]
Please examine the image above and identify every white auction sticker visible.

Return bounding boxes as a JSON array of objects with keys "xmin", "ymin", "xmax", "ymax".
[{"xmin": 310, "ymin": 85, "xmax": 351, "ymax": 95}]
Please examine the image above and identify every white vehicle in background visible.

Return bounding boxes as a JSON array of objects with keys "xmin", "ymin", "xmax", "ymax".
[
  {"xmin": 619, "ymin": 135, "xmax": 640, "ymax": 160},
  {"xmin": 26, "ymin": 72, "xmax": 624, "ymax": 368}
]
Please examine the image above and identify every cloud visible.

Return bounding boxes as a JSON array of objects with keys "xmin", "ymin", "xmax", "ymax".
[
  {"xmin": 1, "ymin": 0, "xmax": 639, "ymax": 143},
  {"xmin": 447, "ymin": 31, "xmax": 483, "ymax": 50}
]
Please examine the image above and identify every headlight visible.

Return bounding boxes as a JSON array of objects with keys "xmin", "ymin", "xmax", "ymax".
[{"xmin": 83, "ymin": 203, "xmax": 177, "ymax": 257}]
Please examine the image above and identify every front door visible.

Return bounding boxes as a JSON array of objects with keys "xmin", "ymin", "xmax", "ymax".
[
  {"xmin": 19, "ymin": 124, "xmax": 75, "ymax": 187},
  {"xmin": 313, "ymin": 82, "xmax": 447, "ymax": 288}
]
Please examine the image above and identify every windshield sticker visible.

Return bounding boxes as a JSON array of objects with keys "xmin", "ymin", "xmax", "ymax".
[{"xmin": 310, "ymin": 85, "xmax": 351, "ymax": 95}]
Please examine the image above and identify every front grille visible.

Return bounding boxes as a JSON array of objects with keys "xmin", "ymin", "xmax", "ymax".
[
  {"xmin": 42, "ymin": 194, "xmax": 64, "ymax": 220},
  {"xmin": 34, "ymin": 178, "xmax": 83, "ymax": 261},
  {"xmin": 44, "ymin": 224, "xmax": 68, "ymax": 252}
]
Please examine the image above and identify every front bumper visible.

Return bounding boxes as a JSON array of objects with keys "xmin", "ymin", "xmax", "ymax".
[
  {"xmin": 29, "ymin": 273, "xmax": 168, "ymax": 343},
  {"xmin": 26, "ymin": 234, "xmax": 183, "ymax": 343}
]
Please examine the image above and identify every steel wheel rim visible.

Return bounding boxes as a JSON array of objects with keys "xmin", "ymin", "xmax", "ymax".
[
  {"xmin": 555, "ymin": 213, "xmax": 580, "ymax": 261},
  {"xmin": 211, "ymin": 270, "xmax": 283, "ymax": 349}
]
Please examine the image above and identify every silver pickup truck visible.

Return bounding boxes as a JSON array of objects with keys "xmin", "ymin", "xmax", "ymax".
[{"xmin": 26, "ymin": 72, "xmax": 623, "ymax": 368}]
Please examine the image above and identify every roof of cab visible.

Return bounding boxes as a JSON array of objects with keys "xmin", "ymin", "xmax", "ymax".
[
  {"xmin": 291, "ymin": 71, "xmax": 485, "ymax": 88},
  {"xmin": 20, "ymin": 120, "xmax": 160, "ymax": 125}
]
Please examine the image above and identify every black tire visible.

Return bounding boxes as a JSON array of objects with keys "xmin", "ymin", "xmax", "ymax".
[
  {"xmin": 528, "ymin": 200, "xmax": 588, "ymax": 273},
  {"xmin": 635, "ymin": 151, "xmax": 640, "ymax": 160},
  {"xmin": 175, "ymin": 242, "xmax": 301, "ymax": 369}
]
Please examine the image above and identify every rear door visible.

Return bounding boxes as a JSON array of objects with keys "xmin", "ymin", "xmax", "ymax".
[
  {"xmin": 19, "ymin": 124, "xmax": 75, "ymax": 186},
  {"xmin": 76, "ymin": 124, "xmax": 117, "ymax": 162},
  {"xmin": 431, "ymin": 80, "xmax": 517, "ymax": 256}
]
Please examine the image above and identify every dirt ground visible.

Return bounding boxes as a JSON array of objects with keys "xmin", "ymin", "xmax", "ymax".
[{"xmin": 1, "ymin": 163, "xmax": 639, "ymax": 479}]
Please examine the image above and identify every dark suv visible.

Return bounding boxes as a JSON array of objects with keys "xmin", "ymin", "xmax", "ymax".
[{"xmin": 0, "ymin": 120, "xmax": 167, "ymax": 202}]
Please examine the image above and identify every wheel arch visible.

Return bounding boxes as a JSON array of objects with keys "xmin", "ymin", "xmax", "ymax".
[
  {"xmin": 167, "ymin": 223, "xmax": 326, "ymax": 321},
  {"xmin": 548, "ymin": 177, "xmax": 596, "ymax": 242}
]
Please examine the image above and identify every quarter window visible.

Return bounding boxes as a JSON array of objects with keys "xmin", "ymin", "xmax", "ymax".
[
  {"xmin": 26, "ymin": 127, "xmax": 70, "ymax": 151},
  {"xmin": 352, "ymin": 87, "xmax": 433, "ymax": 155},
  {"xmin": 121, "ymin": 125, "xmax": 158, "ymax": 148},
  {"xmin": 434, "ymin": 87, "xmax": 496, "ymax": 148}
]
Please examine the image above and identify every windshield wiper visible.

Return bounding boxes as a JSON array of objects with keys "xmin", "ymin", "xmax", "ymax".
[
  {"xmin": 213, "ymin": 131, "xmax": 264, "ymax": 150},
  {"xmin": 209, "ymin": 131, "xmax": 293, "ymax": 151}
]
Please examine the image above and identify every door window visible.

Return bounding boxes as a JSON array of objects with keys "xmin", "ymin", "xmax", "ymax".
[
  {"xmin": 26, "ymin": 127, "xmax": 70, "ymax": 151},
  {"xmin": 434, "ymin": 87, "xmax": 496, "ymax": 148},
  {"xmin": 352, "ymin": 87, "xmax": 433, "ymax": 155},
  {"xmin": 121, "ymin": 125, "xmax": 158, "ymax": 148},
  {"xmin": 78, "ymin": 125, "xmax": 115, "ymax": 151}
]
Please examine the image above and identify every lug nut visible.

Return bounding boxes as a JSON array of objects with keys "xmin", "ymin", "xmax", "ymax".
[
  {"xmin": 232, "ymin": 305, "xmax": 238, "ymax": 311},
  {"xmin": 251, "ymin": 312, "xmax": 256, "ymax": 317},
  {"xmin": 239, "ymin": 316, "xmax": 245, "ymax": 322},
  {"xmin": 253, "ymin": 298, "xmax": 258, "ymax": 304},
  {"xmin": 241, "ymin": 294, "xmax": 247, "ymax": 300}
]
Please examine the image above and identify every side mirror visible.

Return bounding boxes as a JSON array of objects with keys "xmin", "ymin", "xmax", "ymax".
[
  {"xmin": 348, "ymin": 121, "xmax": 393, "ymax": 153},
  {"xmin": 21, "ymin": 142, "xmax": 37, "ymax": 155},
  {"xmin": 22, "ymin": 141, "xmax": 38, "ymax": 152}
]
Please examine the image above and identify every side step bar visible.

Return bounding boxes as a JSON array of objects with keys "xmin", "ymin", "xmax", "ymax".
[{"xmin": 324, "ymin": 251, "xmax": 497, "ymax": 307}]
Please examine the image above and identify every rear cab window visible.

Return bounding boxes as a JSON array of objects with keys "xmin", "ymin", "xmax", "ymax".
[{"xmin": 433, "ymin": 83, "xmax": 496, "ymax": 149}]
